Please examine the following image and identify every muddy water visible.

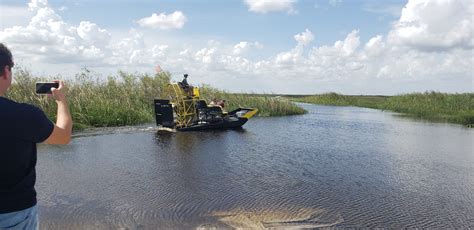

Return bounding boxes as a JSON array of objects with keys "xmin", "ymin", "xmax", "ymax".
[{"xmin": 36, "ymin": 104, "xmax": 474, "ymax": 229}]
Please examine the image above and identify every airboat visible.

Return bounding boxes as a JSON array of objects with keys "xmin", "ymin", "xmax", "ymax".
[{"xmin": 154, "ymin": 75, "xmax": 258, "ymax": 131}]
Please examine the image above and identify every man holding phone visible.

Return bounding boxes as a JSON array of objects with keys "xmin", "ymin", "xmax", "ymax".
[{"xmin": 0, "ymin": 43, "xmax": 73, "ymax": 229}]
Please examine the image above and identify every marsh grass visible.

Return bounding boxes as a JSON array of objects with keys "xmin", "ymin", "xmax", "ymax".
[
  {"xmin": 8, "ymin": 68, "xmax": 171, "ymax": 130},
  {"xmin": 289, "ymin": 92, "xmax": 474, "ymax": 126},
  {"xmin": 382, "ymin": 92, "xmax": 474, "ymax": 126},
  {"xmin": 199, "ymin": 86, "xmax": 307, "ymax": 117},
  {"xmin": 7, "ymin": 69, "xmax": 306, "ymax": 130}
]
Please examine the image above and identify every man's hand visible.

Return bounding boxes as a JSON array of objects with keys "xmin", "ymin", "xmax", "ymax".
[{"xmin": 50, "ymin": 80, "xmax": 67, "ymax": 103}]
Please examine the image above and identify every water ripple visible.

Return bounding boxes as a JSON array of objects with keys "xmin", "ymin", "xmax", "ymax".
[{"xmin": 36, "ymin": 105, "xmax": 474, "ymax": 229}]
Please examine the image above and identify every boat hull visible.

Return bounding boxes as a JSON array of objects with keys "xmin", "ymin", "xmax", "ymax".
[
  {"xmin": 154, "ymin": 98, "xmax": 257, "ymax": 131},
  {"xmin": 177, "ymin": 117, "xmax": 248, "ymax": 131}
]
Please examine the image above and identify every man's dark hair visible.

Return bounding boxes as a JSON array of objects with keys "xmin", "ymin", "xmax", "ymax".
[{"xmin": 0, "ymin": 43, "xmax": 13, "ymax": 76}]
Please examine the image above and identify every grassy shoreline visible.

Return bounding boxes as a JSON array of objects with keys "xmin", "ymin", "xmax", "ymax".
[
  {"xmin": 7, "ymin": 69, "xmax": 306, "ymax": 130},
  {"xmin": 9, "ymin": 69, "xmax": 470, "ymax": 128},
  {"xmin": 287, "ymin": 92, "xmax": 474, "ymax": 126}
]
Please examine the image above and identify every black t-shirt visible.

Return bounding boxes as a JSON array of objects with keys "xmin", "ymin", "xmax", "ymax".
[{"xmin": 0, "ymin": 97, "xmax": 54, "ymax": 213}]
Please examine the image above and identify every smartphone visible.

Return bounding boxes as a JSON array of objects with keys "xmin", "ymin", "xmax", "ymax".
[{"xmin": 35, "ymin": 82, "xmax": 59, "ymax": 94}]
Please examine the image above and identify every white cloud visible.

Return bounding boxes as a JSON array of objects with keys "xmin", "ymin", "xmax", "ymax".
[
  {"xmin": 195, "ymin": 47, "xmax": 217, "ymax": 64},
  {"xmin": 329, "ymin": 0, "xmax": 342, "ymax": 7},
  {"xmin": 232, "ymin": 42, "xmax": 248, "ymax": 55},
  {"xmin": 151, "ymin": 45, "xmax": 169, "ymax": 59},
  {"xmin": 232, "ymin": 41, "xmax": 263, "ymax": 55},
  {"xmin": 82, "ymin": 46, "xmax": 103, "ymax": 59},
  {"xmin": 179, "ymin": 49, "xmax": 189, "ymax": 56},
  {"xmin": 29, "ymin": 7, "xmax": 62, "ymax": 28},
  {"xmin": 1, "ymin": 0, "xmax": 472, "ymax": 94},
  {"xmin": 244, "ymin": 0, "xmax": 297, "ymax": 14},
  {"xmin": 334, "ymin": 30, "xmax": 360, "ymax": 55},
  {"xmin": 77, "ymin": 21, "xmax": 111, "ymax": 46},
  {"xmin": 108, "ymin": 30, "xmax": 147, "ymax": 65},
  {"xmin": 275, "ymin": 50, "xmax": 298, "ymax": 65},
  {"xmin": 0, "ymin": 1, "xmax": 111, "ymax": 64},
  {"xmin": 362, "ymin": 3, "xmax": 404, "ymax": 17},
  {"xmin": 364, "ymin": 35, "xmax": 385, "ymax": 57},
  {"xmin": 388, "ymin": 0, "xmax": 474, "ymax": 51},
  {"xmin": 136, "ymin": 11, "xmax": 187, "ymax": 29},
  {"xmin": 28, "ymin": 0, "xmax": 47, "ymax": 11},
  {"xmin": 294, "ymin": 29, "xmax": 314, "ymax": 46}
]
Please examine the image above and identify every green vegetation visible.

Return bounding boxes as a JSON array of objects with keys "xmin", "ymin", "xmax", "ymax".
[
  {"xmin": 200, "ymin": 87, "xmax": 307, "ymax": 117},
  {"xmin": 289, "ymin": 92, "xmax": 474, "ymax": 126},
  {"xmin": 7, "ymin": 68, "xmax": 306, "ymax": 130},
  {"xmin": 8, "ymin": 68, "xmax": 169, "ymax": 130},
  {"xmin": 9, "ymin": 68, "xmax": 470, "ymax": 127},
  {"xmin": 289, "ymin": 93, "xmax": 388, "ymax": 108}
]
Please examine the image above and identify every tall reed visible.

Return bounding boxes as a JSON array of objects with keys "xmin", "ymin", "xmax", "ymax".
[
  {"xmin": 7, "ymin": 68, "xmax": 306, "ymax": 129},
  {"xmin": 8, "ymin": 68, "xmax": 171, "ymax": 129},
  {"xmin": 199, "ymin": 86, "xmax": 307, "ymax": 116},
  {"xmin": 290, "ymin": 92, "xmax": 474, "ymax": 126},
  {"xmin": 382, "ymin": 92, "xmax": 474, "ymax": 125}
]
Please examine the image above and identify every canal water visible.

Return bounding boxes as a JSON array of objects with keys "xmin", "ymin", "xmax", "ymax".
[{"xmin": 37, "ymin": 104, "xmax": 474, "ymax": 229}]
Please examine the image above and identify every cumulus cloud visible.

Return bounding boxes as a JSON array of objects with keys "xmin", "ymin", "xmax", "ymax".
[
  {"xmin": 77, "ymin": 21, "xmax": 111, "ymax": 46},
  {"xmin": 256, "ymin": 16, "xmax": 471, "ymax": 93},
  {"xmin": 334, "ymin": 30, "xmax": 360, "ymax": 55},
  {"xmin": 1, "ymin": 0, "xmax": 472, "ymax": 94},
  {"xmin": 28, "ymin": 0, "xmax": 47, "ymax": 11},
  {"xmin": 136, "ymin": 11, "xmax": 187, "ymax": 29},
  {"xmin": 233, "ymin": 42, "xmax": 249, "ymax": 55},
  {"xmin": 364, "ymin": 35, "xmax": 385, "ymax": 57},
  {"xmin": 232, "ymin": 41, "xmax": 263, "ymax": 55},
  {"xmin": 107, "ymin": 30, "xmax": 161, "ymax": 66},
  {"xmin": 195, "ymin": 47, "xmax": 217, "ymax": 64},
  {"xmin": 152, "ymin": 45, "xmax": 169, "ymax": 58},
  {"xmin": 294, "ymin": 29, "xmax": 314, "ymax": 46},
  {"xmin": 0, "ymin": 0, "xmax": 112, "ymax": 64},
  {"xmin": 271, "ymin": 29, "xmax": 314, "ymax": 66},
  {"xmin": 388, "ymin": 0, "xmax": 474, "ymax": 51},
  {"xmin": 244, "ymin": 0, "xmax": 297, "ymax": 14}
]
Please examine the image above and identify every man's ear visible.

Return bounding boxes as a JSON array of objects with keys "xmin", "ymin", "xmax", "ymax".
[
  {"xmin": 0, "ymin": 67, "xmax": 5, "ymax": 78},
  {"xmin": 1, "ymin": 65, "xmax": 11, "ymax": 79},
  {"xmin": 0, "ymin": 66, "xmax": 7, "ymax": 79}
]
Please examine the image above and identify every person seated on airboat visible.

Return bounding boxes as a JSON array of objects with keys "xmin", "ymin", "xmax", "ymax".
[{"xmin": 178, "ymin": 73, "xmax": 194, "ymax": 98}]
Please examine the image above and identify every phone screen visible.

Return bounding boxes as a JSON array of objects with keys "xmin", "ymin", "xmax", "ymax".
[{"xmin": 35, "ymin": 82, "xmax": 59, "ymax": 94}]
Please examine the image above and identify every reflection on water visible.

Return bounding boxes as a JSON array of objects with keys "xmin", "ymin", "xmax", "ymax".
[
  {"xmin": 211, "ymin": 208, "xmax": 343, "ymax": 229},
  {"xmin": 36, "ymin": 104, "xmax": 474, "ymax": 229}
]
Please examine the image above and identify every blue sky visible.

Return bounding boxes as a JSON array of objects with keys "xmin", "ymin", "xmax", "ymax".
[
  {"xmin": 0, "ymin": 0, "xmax": 472, "ymax": 94},
  {"xmin": 59, "ymin": 1, "xmax": 402, "ymax": 49}
]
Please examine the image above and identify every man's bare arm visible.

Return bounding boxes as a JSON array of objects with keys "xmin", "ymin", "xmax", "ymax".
[{"xmin": 45, "ymin": 81, "xmax": 72, "ymax": 145}]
